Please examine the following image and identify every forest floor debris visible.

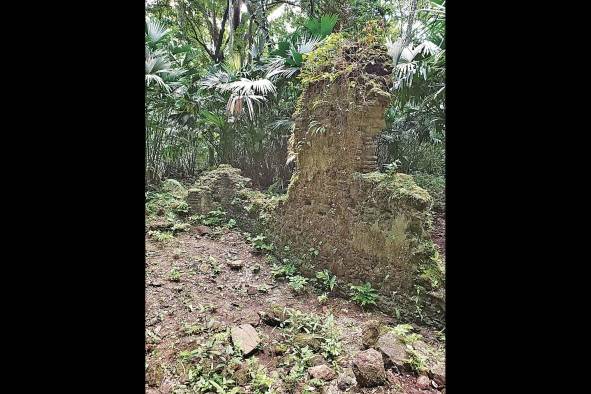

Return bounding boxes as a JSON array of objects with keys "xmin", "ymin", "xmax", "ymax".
[{"xmin": 146, "ymin": 224, "xmax": 445, "ymax": 393}]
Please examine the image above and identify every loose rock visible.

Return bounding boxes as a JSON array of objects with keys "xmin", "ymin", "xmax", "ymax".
[
  {"xmin": 228, "ymin": 260, "xmax": 244, "ymax": 270},
  {"xmin": 361, "ymin": 320, "xmax": 381, "ymax": 349},
  {"xmin": 351, "ymin": 348, "xmax": 386, "ymax": 387},
  {"xmin": 233, "ymin": 362, "xmax": 250, "ymax": 385},
  {"xmin": 309, "ymin": 365, "xmax": 336, "ymax": 381},
  {"xmin": 377, "ymin": 332, "xmax": 408, "ymax": 368},
  {"xmin": 231, "ymin": 324, "xmax": 260, "ymax": 355},
  {"xmin": 310, "ymin": 353, "xmax": 327, "ymax": 367},
  {"xmin": 293, "ymin": 333, "xmax": 321, "ymax": 350},
  {"xmin": 337, "ymin": 371, "xmax": 356, "ymax": 391},
  {"xmin": 241, "ymin": 310, "xmax": 260, "ymax": 327},
  {"xmin": 416, "ymin": 375, "xmax": 431, "ymax": 390},
  {"xmin": 259, "ymin": 305, "xmax": 287, "ymax": 326},
  {"xmin": 429, "ymin": 362, "xmax": 445, "ymax": 387},
  {"xmin": 195, "ymin": 225, "xmax": 210, "ymax": 235}
]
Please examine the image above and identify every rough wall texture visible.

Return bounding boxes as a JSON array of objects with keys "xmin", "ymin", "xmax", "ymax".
[
  {"xmin": 187, "ymin": 165, "xmax": 283, "ymax": 235},
  {"xmin": 273, "ymin": 34, "xmax": 442, "ymax": 296},
  {"xmin": 187, "ymin": 35, "xmax": 443, "ymax": 310}
]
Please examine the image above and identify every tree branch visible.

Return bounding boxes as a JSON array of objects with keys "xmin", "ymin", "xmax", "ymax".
[
  {"xmin": 185, "ymin": 15, "xmax": 214, "ymax": 58},
  {"xmin": 214, "ymin": 2, "xmax": 230, "ymax": 62}
]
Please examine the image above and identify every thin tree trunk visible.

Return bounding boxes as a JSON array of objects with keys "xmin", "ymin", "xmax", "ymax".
[
  {"xmin": 391, "ymin": 0, "xmax": 418, "ymax": 67},
  {"xmin": 228, "ymin": 0, "xmax": 234, "ymax": 55},
  {"xmin": 247, "ymin": 16, "xmax": 254, "ymax": 64}
]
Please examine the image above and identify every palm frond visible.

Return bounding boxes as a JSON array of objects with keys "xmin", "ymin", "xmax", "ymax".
[
  {"xmin": 199, "ymin": 71, "xmax": 232, "ymax": 90},
  {"xmin": 262, "ymin": 57, "xmax": 299, "ymax": 81},
  {"xmin": 296, "ymin": 35, "xmax": 322, "ymax": 54},
  {"xmin": 146, "ymin": 17, "xmax": 168, "ymax": 45},
  {"xmin": 145, "ymin": 74, "xmax": 171, "ymax": 91},
  {"xmin": 224, "ymin": 78, "xmax": 276, "ymax": 96},
  {"xmin": 270, "ymin": 119, "xmax": 295, "ymax": 132}
]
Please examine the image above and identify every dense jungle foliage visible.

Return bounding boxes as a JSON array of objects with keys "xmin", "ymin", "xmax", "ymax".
[{"xmin": 145, "ymin": 0, "xmax": 445, "ymax": 212}]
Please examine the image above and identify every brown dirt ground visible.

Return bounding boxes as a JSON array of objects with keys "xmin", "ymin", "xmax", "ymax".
[{"xmin": 146, "ymin": 227, "xmax": 444, "ymax": 394}]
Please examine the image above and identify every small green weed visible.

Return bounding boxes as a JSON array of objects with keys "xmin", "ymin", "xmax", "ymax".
[
  {"xmin": 169, "ymin": 268, "xmax": 181, "ymax": 282},
  {"xmin": 315, "ymin": 269, "xmax": 337, "ymax": 291},
  {"xmin": 391, "ymin": 324, "xmax": 422, "ymax": 344},
  {"xmin": 247, "ymin": 234, "xmax": 274, "ymax": 253},
  {"xmin": 349, "ymin": 282, "xmax": 379, "ymax": 308},
  {"xmin": 190, "ymin": 209, "xmax": 228, "ymax": 227},
  {"xmin": 171, "ymin": 222, "xmax": 191, "ymax": 233},
  {"xmin": 148, "ymin": 230, "xmax": 174, "ymax": 242},
  {"xmin": 289, "ymin": 275, "xmax": 308, "ymax": 293},
  {"xmin": 405, "ymin": 348, "xmax": 426, "ymax": 374},
  {"xmin": 209, "ymin": 256, "xmax": 221, "ymax": 276},
  {"xmin": 247, "ymin": 358, "xmax": 276, "ymax": 393},
  {"xmin": 183, "ymin": 323, "xmax": 203, "ymax": 336},
  {"xmin": 271, "ymin": 259, "xmax": 296, "ymax": 279}
]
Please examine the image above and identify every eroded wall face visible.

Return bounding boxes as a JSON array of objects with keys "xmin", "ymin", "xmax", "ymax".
[
  {"xmin": 273, "ymin": 38, "xmax": 439, "ymax": 294},
  {"xmin": 187, "ymin": 37, "xmax": 443, "ymax": 300}
]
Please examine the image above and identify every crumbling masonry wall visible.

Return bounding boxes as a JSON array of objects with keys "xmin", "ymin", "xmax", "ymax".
[
  {"xmin": 273, "ymin": 34, "xmax": 442, "ymax": 296},
  {"xmin": 187, "ymin": 34, "xmax": 443, "ymax": 304}
]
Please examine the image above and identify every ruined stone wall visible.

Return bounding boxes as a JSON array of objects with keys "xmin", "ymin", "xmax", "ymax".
[
  {"xmin": 271, "ymin": 35, "xmax": 442, "ymax": 296},
  {"xmin": 187, "ymin": 165, "xmax": 283, "ymax": 235},
  {"xmin": 187, "ymin": 35, "xmax": 443, "ymax": 307}
]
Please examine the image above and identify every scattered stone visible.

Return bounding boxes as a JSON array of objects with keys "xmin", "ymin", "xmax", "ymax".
[
  {"xmin": 252, "ymin": 264, "xmax": 261, "ymax": 273},
  {"xmin": 241, "ymin": 310, "xmax": 260, "ymax": 327},
  {"xmin": 148, "ymin": 218, "xmax": 171, "ymax": 231},
  {"xmin": 228, "ymin": 259, "xmax": 244, "ymax": 270},
  {"xmin": 195, "ymin": 225, "xmax": 210, "ymax": 235},
  {"xmin": 207, "ymin": 320, "xmax": 222, "ymax": 332},
  {"xmin": 310, "ymin": 353, "xmax": 327, "ymax": 367},
  {"xmin": 217, "ymin": 285, "xmax": 224, "ymax": 290},
  {"xmin": 257, "ymin": 285, "xmax": 270, "ymax": 293},
  {"xmin": 309, "ymin": 365, "xmax": 336, "ymax": 381},
  {"xmin": 351, "ymin": 349, "xmax": 386, "ymax": 387},
  {"xmin": 146, "ymin": 363, "xmax": 164, "ymax": 387},
  {"xmin": 361, "ymin": 320, "xmax": 381, "ymax": 349},
  {"xmin": 385, "ymin": 370, "xmax": 399, "ymax": 385},
  {"xmin": 233, "ymin": 362, "xmax": 250, "ymax": 385},
  {"xmin": 247, "ymin": 286, "xmax": 257, "ymax": 295},
  {"xmin": 160, "ymin": 380, "xmax": 174, "ymax": 394},
  {"xmin": 321, "ymin": 381, "xmax": 341, "ymax": 394},
  {"xmin": 231, "ymin": 324, "xmax": 260, "ymax": 356},
  {"xmin": 416, "ymin": 375, "xmax": 431, "ymax": 390},
  {"xmin": 336, "ymin": 368, "xmax": 356, "ymax": 390},
  {"xmin": 259, "ymin": 305, "xmax": 287, "ymax": 326},
  {"xmin": 429, "ymin": 362, "xmax": 445, "ymax": 387},
  {"xmin": 173, "ymin": 252, "xmax": 180, "ymax": 260},
  {"xmin": 293, "ymin": 333, "xmax": 321, "ymax": 350},
  {"xmin": 377, "ymin": 332, "xmax": 408, "ymax": 368},
  {"xmin": 147, "ymin": 281, "xmax": 163, "ymax": 287}
]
